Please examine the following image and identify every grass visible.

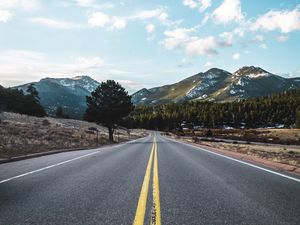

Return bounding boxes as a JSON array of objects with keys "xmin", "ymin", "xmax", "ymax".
[{"xmin": 0, "ymin": 112, "xmax": 146, "ymax": 159}]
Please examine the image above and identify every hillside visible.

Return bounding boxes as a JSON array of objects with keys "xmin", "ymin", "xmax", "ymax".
[
  {"xmin": 132, "ymin": 66, "xmax": 300, "ymax": 105},
  {"xmin": 0, "ymin": 112, "xmax": 146, "ymax": 159},
  {"xmin": 16, "ymin": 76, "xmax": 100, "ymax": 119}
]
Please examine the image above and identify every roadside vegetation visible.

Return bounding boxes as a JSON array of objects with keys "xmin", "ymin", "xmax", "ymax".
[
  {"xmin": 124, "ymin": 89, "xmax": 300, "ymax": 130},
  {"xmin": 0, "ymin": 84, "xmax": 46, "ymax": 118},
  {"xmin": 0, "ymin": 112, "xmax": 146, "ymax": 159}
]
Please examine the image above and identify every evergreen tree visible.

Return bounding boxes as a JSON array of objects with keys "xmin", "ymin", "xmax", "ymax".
[
  {"xmin": 84, "ymin": 80, "xmax": 134, "ymax": 142},
  {"xmin": 55, "ymin": 106, "xmax": 70, "ymax": 119},
  {"xmin": 27, "ymin": 84, "xmax": 39, "ymax": 100},
  {"xmin": 296, "ymin": 109, "xmax": 300, "ymax": 129}
]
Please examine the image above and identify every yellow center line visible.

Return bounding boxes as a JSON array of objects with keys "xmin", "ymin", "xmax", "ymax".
[
  {"xmin": 132, "ymin": 140, "xmax": 155, "ymax": 225},
  {"xmin": 151, "ymin": 137, "xmax": 162, "ymax": 225}
]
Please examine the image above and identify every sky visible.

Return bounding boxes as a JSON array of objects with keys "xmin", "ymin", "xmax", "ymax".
[{"xmin": 0, "ymin": 0, "xmax": 300, "ymax": 93}]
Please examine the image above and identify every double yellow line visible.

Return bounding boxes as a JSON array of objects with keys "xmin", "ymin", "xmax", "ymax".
[{"xmin": 132, "ymin": 137, "xmax": 161, "ymax": 225}]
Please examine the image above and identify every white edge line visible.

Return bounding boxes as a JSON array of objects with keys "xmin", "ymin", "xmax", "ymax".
[
  {"xmin": 0, "ymin": 134, "xmax": 150, "ymax": 185},
  {"xmin": 166, "ymin": 136, "xmax": 300, "ymax": 183}
]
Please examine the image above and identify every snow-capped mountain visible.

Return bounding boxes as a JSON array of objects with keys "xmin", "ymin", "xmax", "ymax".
[
  {"xmin": 17, "ymin": 76, "xmax": 100, "ymax": 119},
  {"xmin": 132, "ymin": 66, "xmax": 300, "ymax": 105}
]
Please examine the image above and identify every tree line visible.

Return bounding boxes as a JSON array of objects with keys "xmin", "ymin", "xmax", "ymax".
[
  {"xmin": 0, "ymin": 84, "xmax": 46, "ymax": 117},
  {"xmin": 123, "ymin": 89, "xmax": 300, "ymax": 130}
]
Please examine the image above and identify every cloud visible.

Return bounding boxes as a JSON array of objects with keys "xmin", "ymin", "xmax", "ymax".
[
  {"xmin": 251, "ymin": 7, "xmax": 300, "ymax": 33},
  {"xmin": 162, "ymin": 27, "xmax": 238, "ymax": 56},
  {"xmin": 76, "ymin": 0, "xmax": 115, "ymax": 9},
  {"xmin": 232, "ymin": 53, "xmax": 240, "ymax": 60},
  {"xmin": 0, "ymin": 0, "xmax": 40, "ymax": 11},
  {"xmin": 132, "ymin": 8, "xmax": 168, "ymax": 23},
  {"xmin": 146, "ymin": 23, "xmax": 155, "ymax": 33},
  {"xmin": 111, "ymin": 17, "xmax": 126, "ymax": 30},
  {"xmin": 218, "ymin": 32, "xmax": 233, "ymax": 47},
  {"xmin": 88, "ymin": 12, "xmax": 127, "ymax": 30},
  {"xmin": 277, "ymin": 35, "xmax": 289, "ymax": 42},
  {"xmin": 183, "ymin": 0, "xmax": 212, "ymax": 12},
  {"xmin": 260, "ymin": 43, "xmax": 268, "ymax": 49},
  {"xmin": 204, "ymin": 61, "xmax": 212, "ymax": 67},
  {"xmin": 0, "ymin": 10, "xmax": 12, "ymax": 22},
  {"xmin": 30, "ymin": 17, "xmax": 83, "ymax": 29},
  {"xmin": 212, "ymin": 0, "xmax": 244, "ymax": 24},
  {"xmin": 253, "ymin": 34, "xmax": 264, "ymax": 42},
  {"xmin": 185, "ymin": 36, "xmax": 218, "ymax": 56},
  {"xmin": 0, "ymin": 50, "xmax": 107, "ymax": 86},
  {"xmin": 88, "ymin": 12, "xmax": 110, "ymax": 27},
  {"xmin": 116, "ymin": 79, "xmax": 145, "ymax": 93},
  {"xmin": 163, "ymin": 28, "xmax": 195, "ymax": 49},
  {"xmin": 183, "ymin": 0, "xmax": 197, "ymax": 9}
]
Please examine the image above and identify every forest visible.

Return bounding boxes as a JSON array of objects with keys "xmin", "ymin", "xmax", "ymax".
[{"xmin": 123, "ymin": 89, "xmax": 300, "ymax": 130}]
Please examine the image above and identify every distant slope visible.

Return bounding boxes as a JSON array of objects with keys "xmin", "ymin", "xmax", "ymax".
[
  {"xmin": 16, "ymin": 76, "xmax": 99, "ymax": 119},
  {"xmin": 132, "ymin": 66, "xmax": 300, "ymax": 105}
]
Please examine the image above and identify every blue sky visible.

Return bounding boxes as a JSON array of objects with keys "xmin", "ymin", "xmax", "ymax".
[{"xmin": 0, "ymin": 0, "xmax": 300, "ymax": 93}]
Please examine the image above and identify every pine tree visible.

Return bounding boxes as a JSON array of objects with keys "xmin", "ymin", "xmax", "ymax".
[{"xmin": 84, "ymin": 80, "xmax": 134, "ymax": 142}]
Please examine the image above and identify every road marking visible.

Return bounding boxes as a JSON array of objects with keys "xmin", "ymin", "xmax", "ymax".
[
  {"xmin": 0, "ymin": 151, "xmax": 100, "ymax": 184},
  {"xmin": 133, "ymin": 140, "xmax": 155, "ymax": 225},
  {"xmin": 0, "ymin": 136, "xmax": 150, "ymax": 185},
  {"xmin": 151, "ymin": 138, "xmax": 161, "ymax": 225},
  {"xmin": 167, "ymin": 137, "xmax": 300, "ymax": 183}
]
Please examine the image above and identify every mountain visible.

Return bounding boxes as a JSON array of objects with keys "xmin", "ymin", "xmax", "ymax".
[
  {"xmin": 132, "ymin": 66, "xmax": 300, "ymax": 105},
  {"xmin": 16, "ymin": 76, "xmax": 100, "ymax": 119}
]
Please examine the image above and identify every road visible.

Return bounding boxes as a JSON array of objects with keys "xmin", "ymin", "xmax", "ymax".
[{"xmin": 0, "ymin": 132, "xmax": 299, "ymax": 225}]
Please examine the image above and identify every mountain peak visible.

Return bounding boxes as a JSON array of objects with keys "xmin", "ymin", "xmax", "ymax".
[
  {"xmin": 234, "ymin": 66, "xmax": 269, "ymax": 77},
  {"xmin": 71, "ymin": 75, "xmax": 92, "ymax": 81},
  {"xmin": 204, "ymin": 68, "xmax": 231, "ymax": 77}
]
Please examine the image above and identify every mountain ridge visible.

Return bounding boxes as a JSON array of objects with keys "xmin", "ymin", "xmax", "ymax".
[
  {"xmin": 132, "ymin": 66, "xmax": 300, "ymax": 105},
  {"xmin": 16, "ymin": 76, "xmax": 100, "ymax": 119},
  {"xmin": 13, "ymin": 66, "xmax": 300, "ymax": 119}
]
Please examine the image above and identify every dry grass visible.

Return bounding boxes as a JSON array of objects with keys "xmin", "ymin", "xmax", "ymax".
[
  {"xmin": 201, "ymin": 141, "xmax": 300, "ymax": 167},
  {"xmin": 191, "ymin": 128, "xmax": 300, "ymax": 145},
  {"xmin": 0, "ymin": 112, "xmax": 146, "ymax": 159}
]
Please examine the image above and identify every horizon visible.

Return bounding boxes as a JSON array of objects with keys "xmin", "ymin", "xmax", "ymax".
[
  {"xmin": 6, "ymin": 65, "xmax": 299, "ymax": 95},
  {"xmin": 1, "ymin": 0, "xmax": 300, "ymax": 92}
]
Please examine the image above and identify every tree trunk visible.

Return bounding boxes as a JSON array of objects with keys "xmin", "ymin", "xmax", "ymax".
[{"xmin": 108, "ymin": 126, "xmax": 114, "ymax": 143}]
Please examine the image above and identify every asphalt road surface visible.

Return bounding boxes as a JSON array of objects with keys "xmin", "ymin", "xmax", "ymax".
[{"xmin": 0, "ymin": 132, "xmax": 299, "ymax": 225}]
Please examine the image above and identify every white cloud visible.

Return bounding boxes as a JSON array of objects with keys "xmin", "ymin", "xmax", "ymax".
[
  {"xmin": 232, "ymin": 52, "xmax": 240, "ymax": 60},
  {"xmin": 277, "ymin": 35, "xmax": 289, "ymax": 42},
  {"xmin": 0, "ymin": 0, "xmax": 40, "ymax": 11},
  {"xmin": 260, "ymin": 43, "xmax": 268, "ymax": 49},
  {"xmin": 75, "ymin": 0, "xmax": 114, "ymax": 9},
  {"xmin": 183, "ymin": 0, "xmax": 197, "ymax": 9},
  {"xmin": 233, "ymin": 27, "xmax": 245, "ymax": 37},
  {"xmin": 146, "ymin": 23, "xmax": 155, "ymax": 33},
  {"xmin": 0, "ymin": 50, "xmax": 106, "ymax": 86},
  {"xmin": 30, "ymin": 17, "xmax": 83, "ymax": 29},
  {"xmin": 212, "ymin": 0, "xmax": 244, "ymax": 24},
  {"xmin": 183, "ymin": 0, "xmax": 211, "ymax": 12},
  {"xmin": 133, "ymin": 8, "xmax": 168, "ymax": 23},
  {"xmin": 219, "ymin": 32, "xmax": 233, "ymax": 46},
  {"xmin": 88, "ymin": 12, "xmax": 110, "ymax": 27},
  {"xmin": 0, "ymin": 10, "xmax": 12, "ymax": 22},
  {"xmin": 254, "ymin": 34, "xmax": 264, "ymax": 42},
  {"xmin": 111, "ymin": 17, "xmax": 126, "ymax": 30},
  {"xmin": 163, "ymin": 28, "xmax": 195, "ymax": 49},
  {"xmin": 88, "ymin": 12, "xmax": 126, "ymax": 30},
  {"xmin": 251, "ymin": 8, "xmax": 300, "ymax": 33},
  {"xmin": 185, "ymin": 36, "xmax": 218, "ymax": 56},
  {"xmin": 204, "ymin": 61, "xmax": 212, "ymax": 67},
  {"xmin": 116, "ymin": 79, "xmax": 145, "ymax": 92},
  {"xmin": 76, "ymin": 57, "xmax": 104, "ymax": 69}
]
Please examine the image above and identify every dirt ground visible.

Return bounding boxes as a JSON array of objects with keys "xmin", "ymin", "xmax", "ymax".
[{"xmin": 0, "ymin": 112, "xmax": 147, "ymax": 159}]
